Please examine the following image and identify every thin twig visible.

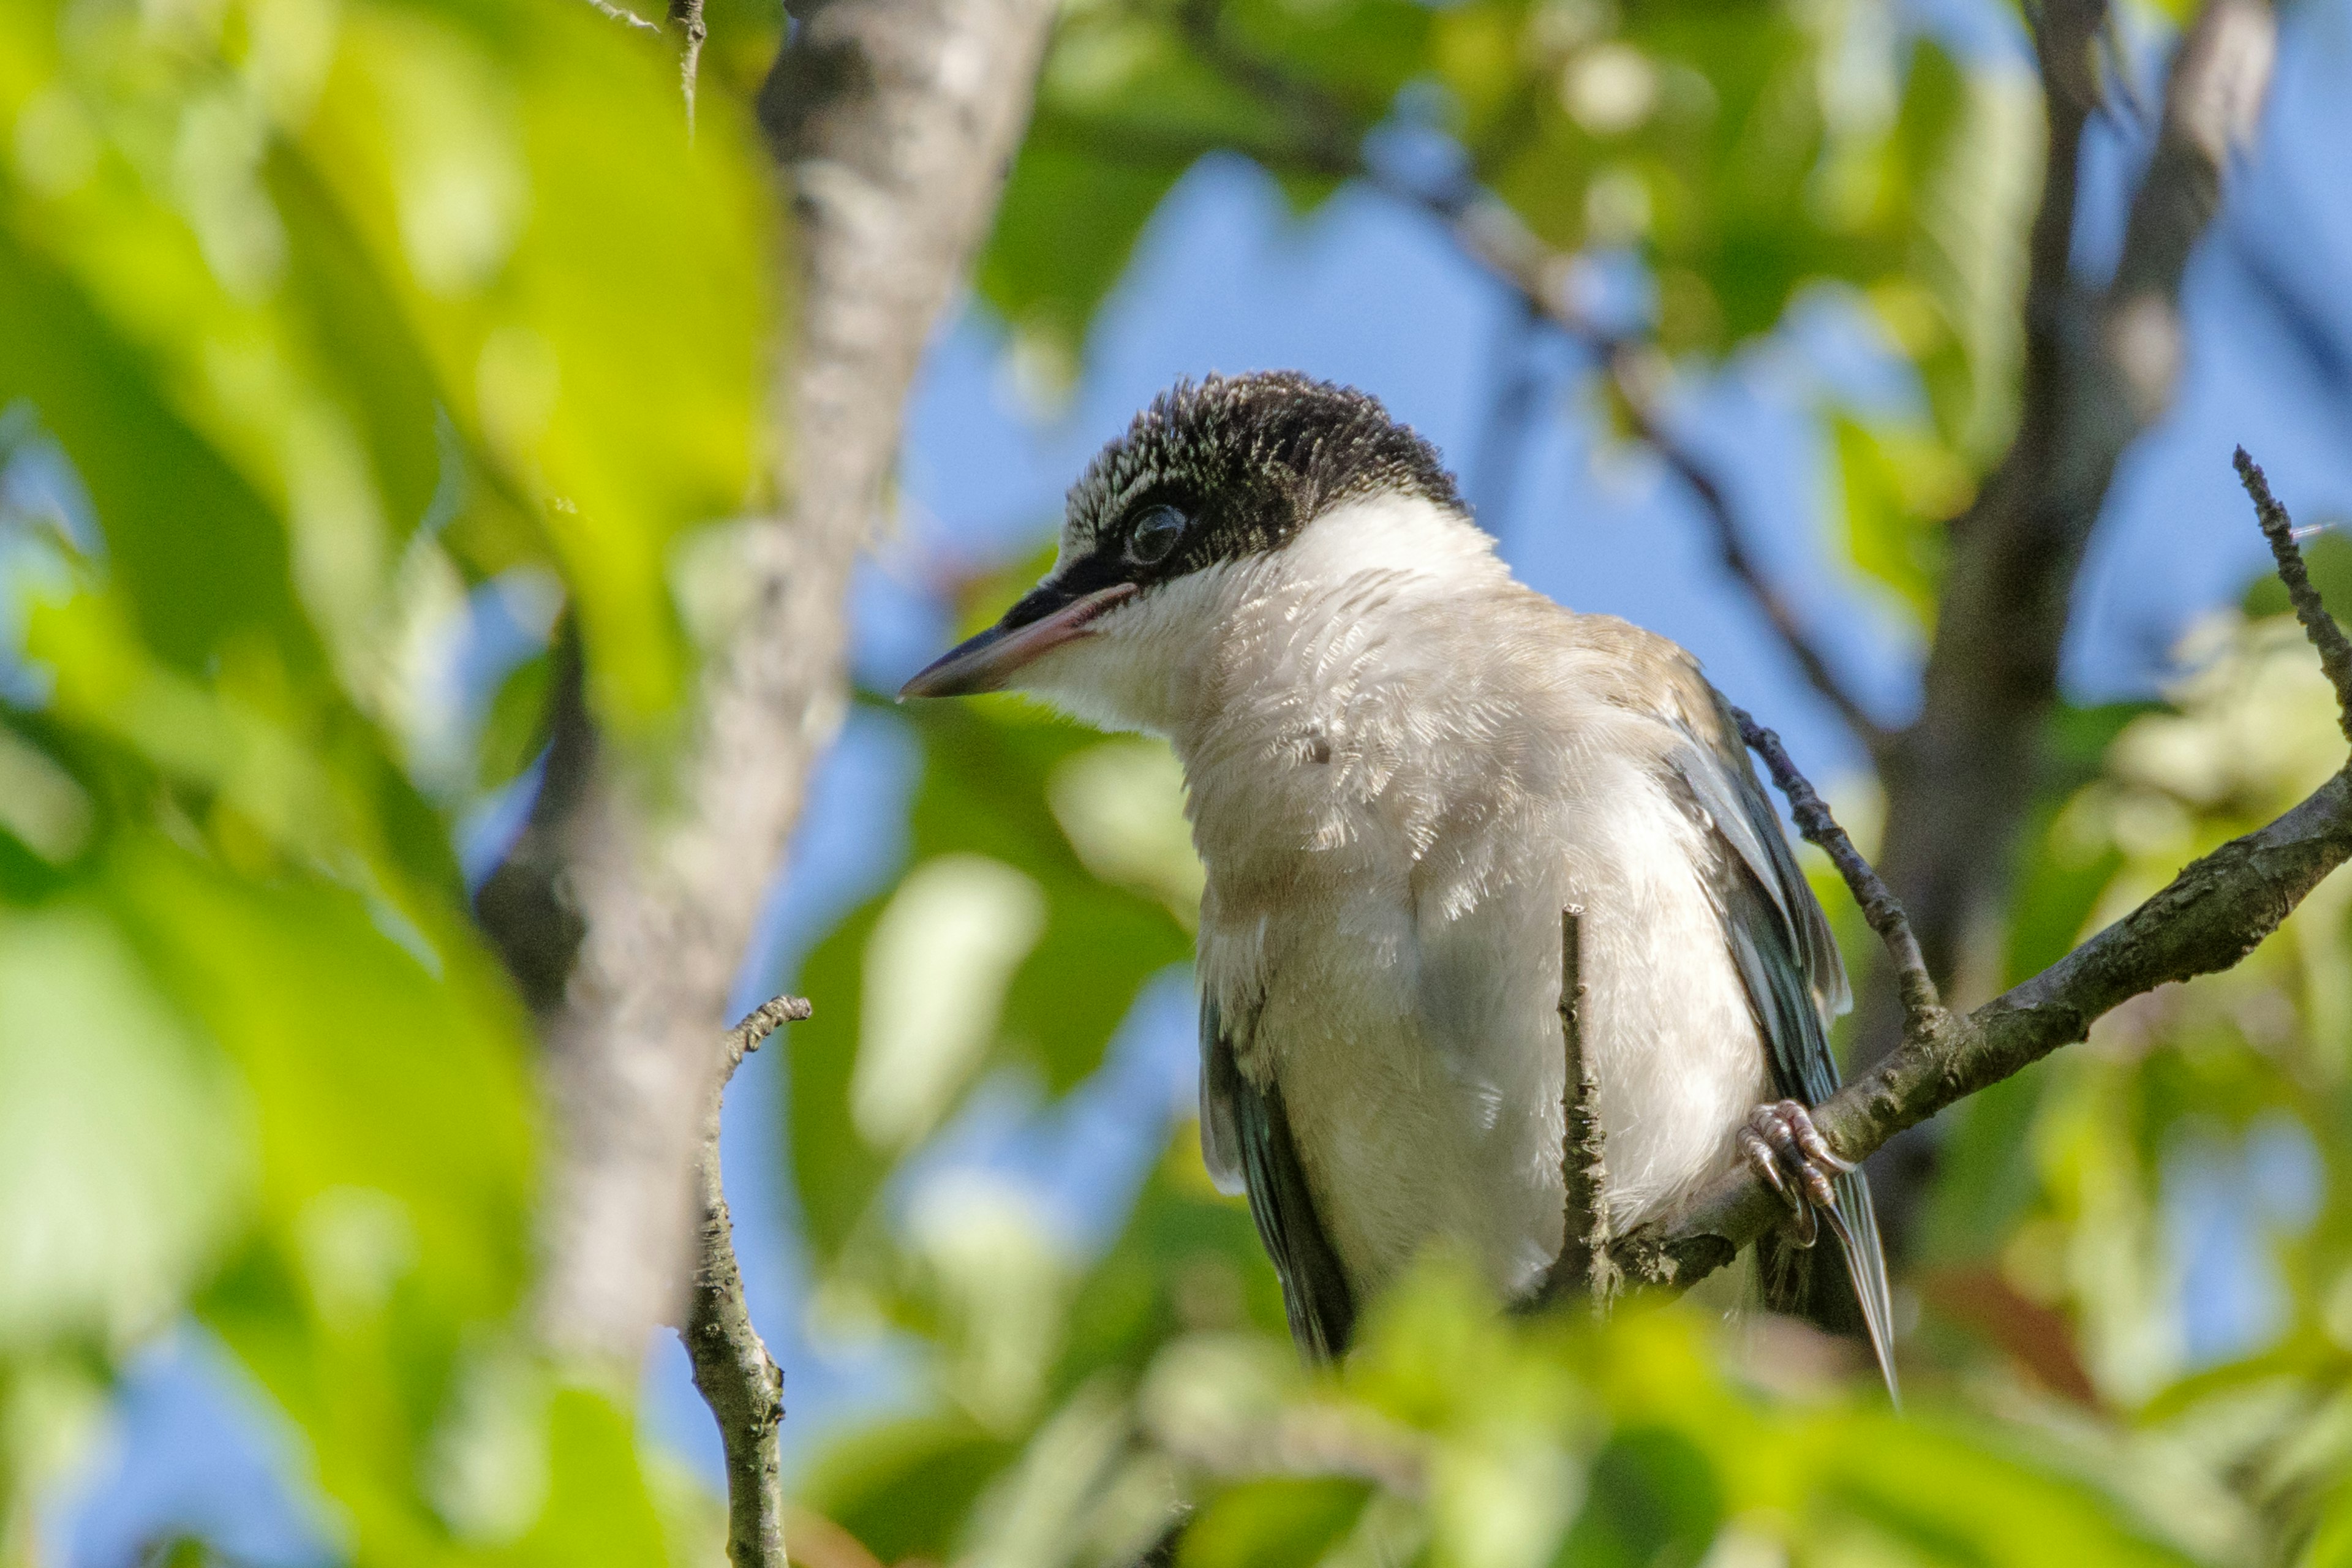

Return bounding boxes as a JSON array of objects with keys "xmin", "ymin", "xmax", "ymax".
[
  {"xmin": 669, "ymin": 0, "xmax": 708, "ymax": 136},
  {"xmin": 1172, "ymin": 0, "xmax": 1887, "ymax": 754},
  {"xmin": 726, "ymin": 993, "xmax": 813, "ymax": 1066},
  {"xmin": 1538, "ymin": 908, "xmax": 1614, "ymax": 1309},
  {"xmin": 1734, "ymin": 710, "xmax": 1943, "ymax": 1030},
  {"xmin": 583, "ymin": 0, "xmax": 663, "ymax": 31},
  {"xmin": 685, "ymin": 993, "xmax": 812, "ymax": 1568},
  {"xmin": 2237, "ymin": 448, "xmax": 2352, "ymax": 740}
]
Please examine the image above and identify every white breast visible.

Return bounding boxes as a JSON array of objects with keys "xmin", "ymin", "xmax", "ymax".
[{"xmin": 1174, "ymin": 499, "xmax": 1770, "ymax": 1303}]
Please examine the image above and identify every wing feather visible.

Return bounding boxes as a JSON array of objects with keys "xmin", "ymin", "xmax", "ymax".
[
  {"xmin": 1670, "ymin": 709, "xmax": 1899, "ymax": 1401},
  {"xmin": 1202, "ymin": 997, "xmax": 1356, "ymax": 1360}
]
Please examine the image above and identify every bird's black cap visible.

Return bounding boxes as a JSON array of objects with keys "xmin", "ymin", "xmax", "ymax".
[
  {"xmin": 900, "ymin": 372, "xmax": 1464, "ymax": 699},
  {"xmin": 1063, "ymin": 371, "xmax": 1466, "ymax": 581}
]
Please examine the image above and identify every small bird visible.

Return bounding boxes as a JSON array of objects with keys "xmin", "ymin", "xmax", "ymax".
[{"xmin": 901, "ymin": 372, "xmax": 1896, "ymax": 1393}]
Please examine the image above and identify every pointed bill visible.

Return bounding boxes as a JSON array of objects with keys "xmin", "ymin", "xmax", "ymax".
[{"xmin": 897, "ymin": 582, "xmax": 1138, "ymax": 699}]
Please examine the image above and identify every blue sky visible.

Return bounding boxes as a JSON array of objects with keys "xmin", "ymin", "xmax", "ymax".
[{"xmin": 47, "ymin": 0, "xmax": 2352, "ymax": 1555}]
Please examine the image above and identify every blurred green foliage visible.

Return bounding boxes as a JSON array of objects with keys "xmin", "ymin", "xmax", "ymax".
[{"xmin": 0, "ymin": 0, "xmax": 770, "ymax": 1556}]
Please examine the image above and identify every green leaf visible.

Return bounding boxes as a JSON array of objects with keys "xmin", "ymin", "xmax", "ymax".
[
  {"xmin": 796, "ymin": 1414, "xmax": 1018, "ymax": 1565},
  {"xmin": 2299, "ymin": 1477, "xmax": 2352, "ymax": 1568},
  {"xmin": 1918, "ymin": 1068, "xmax": 2051, "ymax": 1265},
  {"xmin": 106, "ymin": 836, "xmax": 534, "ymax": 1317},
  {"xmin": 475, "ymin": 646, "xmax": 557, "ymax": 793},
  {"xmin": 1053, "ymin": 1133, "xmax": 1287, "ymax": 1399},
  {"xmin": 1820, "ymin": 1417, "xmax": 2203, "ymax": 1568},
  {"xmin": 1181, "ymin": 1477, "xmax": 1373, "ymax": 1568},
  {"xmin": 1893, "ymin": 40, "xmax": 2040, "ymax": 466},
  {"xmin": 516, "ymin": 1385, "xmax": 673, "ymax": 1567},
  {"xmin": 788, "ymin": 699, "xmax": 1190, "ymax": 1263},
  {"xmin": 293, "ymin": 0, "xmax": 777, "ymax": 731},
  {"xmin": 979, "ymin": 128, "xmax": 1195, "ymax": 363},
  {"xmin": 1832, "ymin": 413, "xmax": 1962, "ymax": 625},
  {"xmin": 2247, "ymin": 533, "xmax": 2352, "ymax": 624},
  {"xmin": 0, "ymin": 230, "xmax": 311, "ymax": 674},
  {"xmin": 1556, "ymin": 1426, "xmax": 1722, "ymax": 1568},
  {"xmin": 0, "ymin": 897, "xmax": 252, "ymax": 1352}
]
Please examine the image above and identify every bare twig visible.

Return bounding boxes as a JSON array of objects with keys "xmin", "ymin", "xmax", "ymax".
[
  {"xmin": 1172, "ymin": 0, "xmax": 1887, "ymax": 753},
  {"xmin": 684, "ymin": 995, "xmax": 811, "ymax": 1568},
  {"xmin": 1629, "ymin": 458, "xmax": 2352, "ymax": 1290},
  {"xmin": 1734, "ymin": 712, "xmax": 1942, "ymax": 1028},
  {"xmin": 1537, "ymin": 908, "xmax": 1613, "ymax": 1309},
  {"xmin": 583, "ymin": 0, "xmax": 663, "ymax": 31},
  {"xmin": 2237, "ymin": 449, "xmax": 2352, "ymax": 737},
  {"xmin": 668, "ymin": 0, "xmax": 707, "ymax": 135},
  {"xmin": 726, "ymin": 993, "xmax": 813, "ymax": 1063}
]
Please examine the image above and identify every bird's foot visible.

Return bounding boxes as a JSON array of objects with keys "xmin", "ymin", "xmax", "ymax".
[{"xmin": 1739, "ymin": 1099, "xmax": 1855, "ymax": 1250}]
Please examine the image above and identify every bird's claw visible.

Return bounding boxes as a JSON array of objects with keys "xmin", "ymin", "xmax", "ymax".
[{"xmin": 1740, "ymin": 1099, "xmax": 1853, "ymax": 1250}]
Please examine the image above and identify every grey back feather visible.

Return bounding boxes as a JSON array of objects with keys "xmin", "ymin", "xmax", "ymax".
[{"xmin": 1668, "ymin": 701, "xmax": 1900, "ymax": 1401}]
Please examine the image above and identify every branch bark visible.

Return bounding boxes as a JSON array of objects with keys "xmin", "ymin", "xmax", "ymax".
[
  {"xmin": 683, "ymin": 995, "xmax": 813, "ymax": 1568},
  {"xmin": 529, "ymin": 0, "xmax": 1059, "ymax": 1374},
  {"xmin": 1627, "ymin": 456, "xmax": 2350, "ymax": 1289}
]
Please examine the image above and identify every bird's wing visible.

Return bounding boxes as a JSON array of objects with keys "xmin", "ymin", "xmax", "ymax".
[
  {"xmin": 1202, "ymin": 994, "xmax": 1356, "ymax": 1360},
  {"xmin": 1666, "ymin": 696, "xmax": 1899, "ymax": 1401}
]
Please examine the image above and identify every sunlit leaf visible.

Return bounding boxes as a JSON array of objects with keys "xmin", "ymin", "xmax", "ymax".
[
  {"xmin": 787, "ymin": 698, "xmax": 1191, "ymax": 1264},
  {"xmin": 796, "ymin": 1414, "xmax": 1018, "ymax": 1566},
  {"xmin": 1181, "ymin": 1477, "xmax": 1371, "ymax": 1568},
  {"xmin": 0, "ymin": 897, "xmax": 252, "ymax": 1352}
]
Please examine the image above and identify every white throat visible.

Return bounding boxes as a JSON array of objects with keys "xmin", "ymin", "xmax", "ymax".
[{"xmin": 1013, "ymin": 490, "xmax": 1509, "ymax": 741}]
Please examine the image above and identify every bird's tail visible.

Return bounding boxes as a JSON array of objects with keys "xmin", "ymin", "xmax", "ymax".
[{"xmin": 1759, "ymin": 1165, "xmax": 1901, "ymax": 1405}]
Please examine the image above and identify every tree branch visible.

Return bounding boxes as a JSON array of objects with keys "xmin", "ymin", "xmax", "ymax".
[
  {"xmin": 1629, "ymin": 458, "xmax": 2352, "ymax": 1289},
  {"xmin": 1536, "ymin": 907, "xmax": 1614, "ymax": 1309},
  {"xmin": 1172, "ymin": 0, "xmax": 1888, "ymax": 753},
  {"xmin": 2237, "ymin": 448, "xmax": 2352, "ymax": 736},
  {"xmin": 1861, "ymin": 0, "xmax": 2275, "ymax": 1095},
  {"xmin": 683, "ymin": 995, "xmax": 813, "ymax": 1568},
  {"xmin": 531, "ymin": 0, "xmax": 1058, "ymax": 1376}
]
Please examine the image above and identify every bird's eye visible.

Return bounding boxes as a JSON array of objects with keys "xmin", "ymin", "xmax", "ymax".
[{"xmin": 1127, "ymin": 504, "xmax": 1186, "ymax": 567}]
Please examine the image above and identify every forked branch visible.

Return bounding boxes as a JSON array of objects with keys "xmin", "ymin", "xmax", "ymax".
[
  {"xmin": 1623, "ymin": 456, "xmax": 2352, "ymax": 1289},
  {"xmin": 684, "ymin": 994, "xmax": 812, "ymax": 1568}
]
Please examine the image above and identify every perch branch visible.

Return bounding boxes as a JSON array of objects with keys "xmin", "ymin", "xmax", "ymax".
[
  {"xmin": 1173, "ymin": 0, "xmax": 1887, "ymax": 753},
  {"xmin": 1537, "ymin": 908, "xmax": 1614, "ymax": 1309},
  {"xmin": 1624, "ymin": 456, "xmax": 2352, "ymax": 1289},
  {"xmin": 683, "ymin": 993, "xmax": 812, "ymax": 1568}
]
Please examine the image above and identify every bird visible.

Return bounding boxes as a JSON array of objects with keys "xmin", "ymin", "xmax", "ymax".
[{"xmin": 899, "ymin": 371, "xmax": 1898, "ymax": 1395}]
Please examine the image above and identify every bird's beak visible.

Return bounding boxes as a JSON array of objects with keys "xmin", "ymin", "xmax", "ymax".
[{"xmin": 898, "ymin": 581, "xmax": 1139, "ymax": 699}]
